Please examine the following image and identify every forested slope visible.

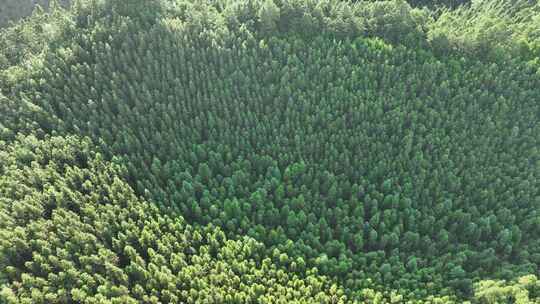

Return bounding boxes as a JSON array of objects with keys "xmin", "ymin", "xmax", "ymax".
[
  {"xmin": 0, "ymin": 0, "xmax": 467, "ymax": 28},
  {"xmin": 0, "ymin": 0, "xmax": 71, "ymax": 28},
  {"xmin": 1, "ymin": 0, "xmax": 539, "ymax": 303}
]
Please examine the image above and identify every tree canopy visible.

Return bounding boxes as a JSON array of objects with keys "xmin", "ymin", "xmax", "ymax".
[{"xmin": 1, "ymin": 0, "xmax": 539, "ymax": 303}]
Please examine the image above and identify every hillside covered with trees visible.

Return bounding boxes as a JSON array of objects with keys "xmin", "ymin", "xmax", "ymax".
[{"xmin": 1, "ymin": 0, "xmax": 539, "ymax": 303}]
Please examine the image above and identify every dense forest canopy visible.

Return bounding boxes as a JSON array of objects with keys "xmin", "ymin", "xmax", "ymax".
[
  {"xmin": 1, "ymin": 0, "xmax": 539, "ymax": 303},
  {"xmin": 0, "ymin": 0, "xmax": 71, "ymax": 28},
  {"xmin": 0, "ymin": 0, "xmax": 471, "ymax": 28}
]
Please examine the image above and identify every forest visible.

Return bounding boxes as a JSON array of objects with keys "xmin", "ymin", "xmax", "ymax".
[{"xmin": 0, "ymin": 0, "xmax": 539, "ymax": 303}]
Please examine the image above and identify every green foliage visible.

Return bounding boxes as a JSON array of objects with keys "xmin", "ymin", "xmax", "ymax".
[
  {"xmin": 356, "ymin": 0, "xmax": 428, "ymax": 45},
  {"xmin": 0, "ymin": 93, "xmax": 61, "ymax": 141},
  {"xmin": 1, "ymin": 0, "xmax": 539, "ymax": 303},
  {"xmin": 258, "ymin": 0, "xmax": 280, "ymax": 34},
  {"xmin": 0, "ymin": 135, "xmax": 349, "ymax": 303},
  {"xmin": 428, "ymin": 0, "xmax": 540, "ymax": 63},
  {"xmin": 474, "ymin": 275, "xmax": 540, "ymax": 304},
  {"xmin": 0, "ymin": 0, "xmax": 71, "ymax": 28},
  {"xmin": 412, "ymin": 0, "xmax": 469, "ymax": 8},
  {"xmin": 0, "ymin": 1, "xmax": 75, "ymax": 91}
]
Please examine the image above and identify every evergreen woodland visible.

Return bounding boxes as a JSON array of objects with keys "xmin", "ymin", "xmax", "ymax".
[{"xmin": 1, "ymin": 0, "xmax": 539, "ymax": 303}]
